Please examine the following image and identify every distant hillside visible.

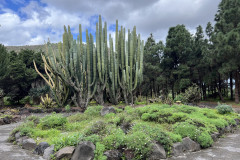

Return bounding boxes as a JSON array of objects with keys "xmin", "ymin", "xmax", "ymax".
[{"xmin": 6, "ymin": 43, "xmax": 58, "ymax": 53}]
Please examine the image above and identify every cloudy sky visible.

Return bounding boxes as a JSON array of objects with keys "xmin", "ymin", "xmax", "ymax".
[{"xmin": 0, "ymin": 0, "xmax": 221, "ymax": 46}]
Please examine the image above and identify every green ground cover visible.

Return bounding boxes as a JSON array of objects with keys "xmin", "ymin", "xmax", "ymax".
[{"xmin": 10, "ymin": 104, "xmax": 240, "ymax": 159}]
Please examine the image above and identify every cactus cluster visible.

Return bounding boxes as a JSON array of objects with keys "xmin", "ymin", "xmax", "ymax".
[{"xmin": 35, "ymin": 15, "xmax": 144, "ymax": 109}]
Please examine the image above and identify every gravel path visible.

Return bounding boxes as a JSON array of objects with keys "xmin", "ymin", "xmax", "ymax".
[
  {"xmin": 169, "ymin": 129, "xmax": 240, "ymax": 160},
  {"xmin": 0, "ymin": 122, "xmax": 45, "ymax": 160}
]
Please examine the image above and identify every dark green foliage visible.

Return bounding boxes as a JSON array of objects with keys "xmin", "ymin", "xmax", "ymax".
[
  {"xmin": 216, "ymin": 103, "xmax": 233, "ymax": 114},
  {"xmin": 180, "ymin": 84, "xmax": 201, "ymax": 104},
  {"xmin": 0, "ymin": 49, "xmax": 44, "ymax": 104},
  {"xmin": 38, "ymin": 113, "xmax": 67, "ymax": 130}
]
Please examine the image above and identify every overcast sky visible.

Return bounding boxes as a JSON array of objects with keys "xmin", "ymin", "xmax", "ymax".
[{"xmin": 0, "ymin": 0, "xmax": 221, "ymax": 46}]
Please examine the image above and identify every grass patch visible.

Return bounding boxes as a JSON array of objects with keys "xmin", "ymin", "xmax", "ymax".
[{"xmin": 12, "ymin": 104, "xmax": 240, "ymax": 159}]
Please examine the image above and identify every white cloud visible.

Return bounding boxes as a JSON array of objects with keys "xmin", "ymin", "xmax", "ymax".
[
  {"xmin": 0, "ymin": 0, "xmax": 221, "ymax": 45},
  {"xmin": 0, "ymin": 1, "xmax": 90, "ymax": 45}
]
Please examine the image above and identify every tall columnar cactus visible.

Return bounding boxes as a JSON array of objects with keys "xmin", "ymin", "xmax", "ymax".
[
  {"xmin": 36, "ymin": 15, "xmax": 143, "ymax": 108},
  {"xmin": 114, "ymin": 24, "xmax": 144, "ymax": 105},
  {"xmin": 94, "ymin": 15, "xmax": 108, "ymax": 105},
  {"xmin": 33, "ymin": 49, "xmax": 69, "ymax": 107},
  {"xmin": 38, "ymin": 26, "xmax": 97, "ymax": 109}
]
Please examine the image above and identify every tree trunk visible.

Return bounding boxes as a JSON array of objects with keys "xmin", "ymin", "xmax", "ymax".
[
  {"xmin": 0, "ymin": 97, "xmax": 4, "ymax": 106},
  {"xmin": 171, "ymin": 84, "xmax": 175, "ymax": 100},
  {"xmin": 235, "ymin": 71, "xmax": 239, "ymax": 103},
  {"xmin": 230, "ymin": 72, "xmax": 233, "ymax": 100}
]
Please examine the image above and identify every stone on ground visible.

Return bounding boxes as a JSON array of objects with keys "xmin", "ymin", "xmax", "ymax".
[
  {"xmin": 34, "ymin": 142, "xmax": 50, "ymax": 155},
  {"xmin": 182, "ymin": 137, "xmax": 200, "ymax": 152},
  {"xmin": 43, "ymin": 145, "xmax": 55, "ymax": 160},
  {"xmin": 55, "ymin": 146, "xmax": 75, "ymax": 160},
  {"xmin": 22, "ymin": 138, "xmax": 37, "ymax": 151},
  {"xmin": 104, "ymin": 150, "xmax": 122, "ymax": 160},
  {"xmin": 100, "ymin": 107, "xmax": 116, "ymax": 116},
  {"xmin": 172, "ymin": 142, "xmax": 185, "ymax": 157},
  {"xmin": 147, "ymin": 142, "xmax": 166, "ymax": 159},
  {"xmin": 71, "ymin": 141, "xmax": 95, "ymax": 160}
]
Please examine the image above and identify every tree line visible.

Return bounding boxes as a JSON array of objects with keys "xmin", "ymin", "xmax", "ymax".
[
  {"xmin": 0, "ymin": 0, "xmax": 239, "ymax": 107},
  {"xmin": 142, "ymin": 0, "xmax": 240, "ymax": 103}
]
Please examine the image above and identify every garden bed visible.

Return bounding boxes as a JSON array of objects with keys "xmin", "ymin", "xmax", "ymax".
[{"xmin": 8, "ymin": 104, "xmax": 240, "ymax": 159}]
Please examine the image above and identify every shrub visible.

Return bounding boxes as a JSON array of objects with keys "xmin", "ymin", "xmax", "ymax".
[
  {"xmin": 130, "ymin": 123, "xmax": 172, "ymax": 155},
  {"xmin": 50, "ymin": 132, "xmax": 82, "ymax": 151},
  {"xmin": 26, "ymin": 115, "xmax": 40, "ymax": 125},
  {"xmin": 181, "ymin": 84, "xmax": 201, "ymax": 104},
  {"xmin": 173, "ymin": 122, "xmax": 200, "ymax": 140},
  {"xmin": 67, "ymin": 113, "xmax": 88, "ymax": 122},
  {"xmin": 85, "ymin": 121, "xmax": 107, "ymax": 135},
  {"xmin": 94, "ymin": 142, "xmax": 107, "ymax": 160},
  {"xmin": 80, "ymin": 134, "xmax": 101, "ymax": 144},
  {"xmin": 196, "ymin": 131, "xmax": 213, "ymax": 148},
  {"xmin": 216, "ymin": 103, "xmax": 233, "ymax": 114},
  {"xmin": 125, "ymin": 131, "xmax": 152, "ymax": 159},
  {"xmin": 32, "ymin": 128, "xmax": 60, "ymax": 138},
  {"xmin": 102, "ymin": 127, "xmax": 125, "ymax": 150},
  {"xmin": 38, "ymin": 113, "xmax": 67, "ymax": 130},
  {"xmin": 84, "ymin": 106, "xmax": 103, "ymax": 117},
  {"xmin": 65, "ymin": 105, "xmax": 71, "ymax": 113}
]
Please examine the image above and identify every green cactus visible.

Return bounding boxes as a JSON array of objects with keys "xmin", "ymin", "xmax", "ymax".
[
  {"xmin": 38, "ymin": 25, "xmax": 97, "ymax": 109},
  {"xmin": 36, "ymin": 15, "xmax": 143, "ymax": 108},
  {"xmin": 116, "ymin": 25, "xmax": 144, "ymax": 105},
  {"xmin": 33, "ymin": 56, "xmax": 69, "ymax": 107}
]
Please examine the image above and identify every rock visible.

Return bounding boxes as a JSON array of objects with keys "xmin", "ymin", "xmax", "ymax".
[
  {"xmin": 235, "ymin": 119, "xmax": 240, "ymax": 125},
  {"xmin": 15, "ymin": 132, "xmax": 21, "ymax": 140},
  {"xmin": 43, "ymin": 145, "xmax": 55, "ymax": 160},
  {"xmin": 120, "ymin": 122, "xmax": 132, "ymax": 134},
  {"xmin": 104, "ymin": 150, "xmax": 122, "ymax": 160},
  {"xmin": 22, "ymin": 138, "xmax": 37, "ymax": 151},
  {"xmin": 225, "ymin": 126, "xmax": 231, "ymax": 133},
  {"xmin": 55, "ymin": 146, "xmax": 75, "ymax": 160},
  {"xmin": 147, "ymin": 142, "xmax": 166, "ymax": 159},
  {"xmin": 19, "ymin": 108, "xmax": 30, "ymax": 115},
  {"xmin": 172, "ymin": 142, "xmax": 185, "ymax": 157},
  {"xmin": 71, "ymin": 141, "xmax": 95, "ymax": 160},
  {"xmin": 182, "ymin": 137, "xmax": 200, "ymax": 152},
  {"xmin": 0, "ymin": 118, "xmax": 5, "ymax": 125},
  {"xmin": 218, "ymin": 127, "xmax": 225, "ymax": 135},
  {"xmin": 101, "ymin": 107, "xmax": 116, "ymax": 116},
  {"xmin": 123, "ymin": 149, "xmax": 134, "ymax": 160},
  {"xmin": 16, "ymin": 136, "xmax": 28, "ymax": 145},
  {"xmin": 33, "ymin": 142, "xmax": 50, "ymax": 155},
  {"xmin": 3, "ymin": 116, "xmax": 11, "ymax": 124},
  {"xmin": 211, "ymin": 132, "xmax": 219, "ymax": 142},
  {"xmin": 12, "ymin": 115, "xmax": 21, "ymax": 122}
]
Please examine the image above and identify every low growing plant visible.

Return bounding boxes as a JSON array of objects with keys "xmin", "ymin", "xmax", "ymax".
[
  {"xmin": 216, "ymin": 103, "xmax": 233, "ymax": 114},
  {"xmin": 38, "ymin": 113, "xmax": 67, "ymax": 130}
]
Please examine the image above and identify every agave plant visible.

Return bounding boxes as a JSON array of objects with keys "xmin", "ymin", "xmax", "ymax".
[{"xmin": 40, "ymin": 94, "xmax": 56, "ymax": 108}]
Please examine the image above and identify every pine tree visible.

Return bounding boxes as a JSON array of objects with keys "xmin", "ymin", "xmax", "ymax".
[{"xmin": 214, "ymin": 0, "xmax": 240, "ymax": 103}]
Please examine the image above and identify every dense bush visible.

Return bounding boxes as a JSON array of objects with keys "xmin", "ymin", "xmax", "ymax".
[
  {"xmin": 181, "ymin": 84, "xmax": 201, "ymax": 104},
  {"xmin": 38, "ymin": 113, "xmax": 67, "ymax": 130},
  {"xmin": 216, "ymin": 103, "xmax": 233, "ymax": 114}
]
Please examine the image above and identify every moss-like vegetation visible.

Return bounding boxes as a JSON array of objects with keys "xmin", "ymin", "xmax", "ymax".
[{"xmin": 11, "ymin": 104, "xmax": 240, "ymax": 159}]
